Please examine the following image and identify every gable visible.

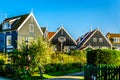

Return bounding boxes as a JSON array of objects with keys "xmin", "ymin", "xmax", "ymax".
[
  {"xmin": 50, "ymin": 27, "xmax": 76, "ymax": 46},
  {"xmin": 84, "ymin": 30, "xmax": 111, "ymax": 47},
  {"xmin": 17, "ymin": 13, "xmax": 43, "ymax": 35},
  {"xmin": 18, "ymin": 14, "xmax": 43, "ymax": 37}
]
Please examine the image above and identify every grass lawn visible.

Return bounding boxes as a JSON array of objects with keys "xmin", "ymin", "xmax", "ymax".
[{"xmin": 47, "ymin": 68, "xmax": 81, "ymax": 76}]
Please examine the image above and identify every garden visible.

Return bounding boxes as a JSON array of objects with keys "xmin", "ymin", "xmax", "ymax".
[
  {"xmin": 0, "ymin": 38, "xmax": 86, "ymax": 80},
  {"xmin": 1, "ymin": 37, "xmax": 120, "ymax": 80}
]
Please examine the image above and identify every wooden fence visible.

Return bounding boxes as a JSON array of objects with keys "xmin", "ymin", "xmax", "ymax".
[{"xmin": 84, "ymin": 65, "xmax": 120, "ymax": 80}]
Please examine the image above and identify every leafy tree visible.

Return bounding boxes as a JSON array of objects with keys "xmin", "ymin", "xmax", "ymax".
[{"xmin": 10, "ymin": 37, "xmax": 54, "ymax": 79}]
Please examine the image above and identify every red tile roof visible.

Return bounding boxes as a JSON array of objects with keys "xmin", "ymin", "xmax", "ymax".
[{"xmin": 48, "ymin": 32, "xmax": 55, "ymax": 39}]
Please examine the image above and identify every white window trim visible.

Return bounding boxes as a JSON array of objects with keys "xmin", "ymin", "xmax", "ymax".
[
  {"xmin": 113, "ymin": 37, "xmax": 120, "ymax": 43},
  {"xmin": 3, "ymin": 22, "xmax": 11, "ymax": 30},
  {"xmin": 93, "ymin": 38, "xmax": 97, "ymax": 42},
  {"xmin": 29, "ymin": 24, "xmax": 34, "ymax": 32},
  {"xmin": 99, "ymin": 38, "xmax": 103, "ymax": 42},
  {"xmin": 6, "ymin": 35, "xmax": 12, "ymax": 46},
  {"xmin": 64, "ymin": 46, "xmax": 70, "ymax": 52}
]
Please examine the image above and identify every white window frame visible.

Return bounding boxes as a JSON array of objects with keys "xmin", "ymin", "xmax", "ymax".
[
  {"xmin": 64, "ymin": 46, "xmax": 70, "ymax": 52},
  {"xmin": 93, "ymin": 38, "xmax": 97, "ymax": 42},
  {"xmin": 3, "ymin": 22, "xmax": 10, "ymax": 30},
  {"xmin": 99, "ymin": 38, "xmax": 103, "ymax": 42},
  {"xmin": 29, "ymin": 24, "xmax": 34, "ymax": 32},
  {"xmin": 113, "ymin": 37, "xmax": 120, "ymax": 43},
  {"xmin": 6, "ymin": 35, "xmax": 12, "ymax": 46}
]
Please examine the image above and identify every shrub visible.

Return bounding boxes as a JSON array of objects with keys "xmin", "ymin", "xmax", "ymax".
[
  {"xmin": 0, "ymin": 59, "xmax": 5, "ymax": 65},
  {"xmin": 87, "ymin": 49, "xmax": 120, "ymax": 66},
  {"xmin": 44, "ymin": 50, "xmax": 86, "ymax": 73}
]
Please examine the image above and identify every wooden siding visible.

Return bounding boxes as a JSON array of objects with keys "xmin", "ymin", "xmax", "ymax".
[
  {"xmin": 0, "ymin": 33, "xmax": 5, "ymax": 52},
  {"xmin": 84, "ymin": 30, "xmax": 111, "ymax": 48},
  {"xmin": 11, "ymin": 31, "xmax": 17, "ymax": 49},
  {"xmin": 0, "ymin": 31, "xmax": 17, "ymax": 52},
  {"xmin": 51, "ymin": 28, "xmax": 76, "ymax": 50},
  {"xmin": 17, "ymin": 15, "xmax": 42, "ymax": 48}
]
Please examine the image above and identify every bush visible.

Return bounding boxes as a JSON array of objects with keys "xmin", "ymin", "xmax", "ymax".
[
  {"xmin": 44, "ymin": 50, "xmax": 86, "ymax": 73},
  {"xmin": 87, "ymin": 49, "xmax": 120, "ymax": 66},
  {"xmin": 0, "ymin": 55, "xmax": 5, "ymax": 74},
  {"xmin": 0, "ymin": 59, "xmax": 5, "ymax": 65}
]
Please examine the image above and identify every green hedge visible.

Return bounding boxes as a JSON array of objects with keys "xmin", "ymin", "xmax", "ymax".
[
  {"xmin": 44, "ymin": 63, "xmax": 83, "ymax": 73},
  {"xmin": 87, "ymin": 49, "xmax": 120, "ymax": 66},
  {"xmin": 43, "ymin": 50, "xmax": 86, "ymax": 73}
]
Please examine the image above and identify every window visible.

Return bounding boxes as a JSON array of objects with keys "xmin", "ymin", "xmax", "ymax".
[
  {"xmin": 99, "ymin": 38, "xmax": 103, "ymax": 42},
  {"xmin": 58, "ymin": 36, "xmax": 66, "ymax": 43},
  {"xmin": 113, "ymin": 38, "xmax": 120, "ymax": 43},
  {"xmin": 2, "ymin": 22, "xmax": 11, "ymax": 30},
  {"xmin": 93, "ymin": 38, "xmax": 97, "ymax": 42},
  {"xmin": 64, "ymin": 46, "xmax": 70, "ymax": 52},
  {"xmin": 6, "ymin": 35, "xmax": 12, "ymax": 46},
  {"xmin": 29, "ymin": 24, "xmax": 34, "ymax": 32}
]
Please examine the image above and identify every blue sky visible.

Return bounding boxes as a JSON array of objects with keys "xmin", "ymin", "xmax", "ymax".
[{"xmin": 0, "ymin": 0, "xmax": 120, "ymax": 39}]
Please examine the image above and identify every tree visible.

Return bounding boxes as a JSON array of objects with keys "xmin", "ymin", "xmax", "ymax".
[
  {"xmin": 28, "ymin": 38, "xmax": 54, "ymax": 74},
  {"xmin": 10, "ymin": 37, "xmax": 54, "ymax": 79}
]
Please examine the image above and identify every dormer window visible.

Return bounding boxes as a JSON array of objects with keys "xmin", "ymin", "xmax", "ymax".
[
  {"xmin": 2, "ymin": 22, "xmax": 11, "ymax": 30},
  {"xmin": 2, "ymin": 17, "xmax": 20, "ymax": 30}
]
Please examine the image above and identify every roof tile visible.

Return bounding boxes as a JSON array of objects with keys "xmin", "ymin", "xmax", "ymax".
[{"xmin": 48, "ymin": 32, "xmax": 55, "ymax": 39}]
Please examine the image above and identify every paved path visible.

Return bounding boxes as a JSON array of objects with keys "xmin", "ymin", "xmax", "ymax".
[
  {"xmin": 0, "ymin": 72, "xmax": 84, "ymax": 80},
  {"xmin": 0, "ymin": 77, "xmax": 11, "ymax": 80},
  {"xmin": 46, "ymin": 71, "xmax": 84, "ymax": 80}
]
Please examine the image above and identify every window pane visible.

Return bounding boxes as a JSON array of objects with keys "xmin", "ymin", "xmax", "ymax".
[
  {"xmin": 93, "ymin": 38, "xmax": 97, "ymax": 42},
  {"xmin": 6, "ymin": 35, "xmax": 11, "ymax": 46},
  {"xmin": 29, "ymin": 24, "xmax": 34, "ymax": 32},
  {"xmin": 99, "ymin": 38, "xmax": 103, "ymax": 42}
]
